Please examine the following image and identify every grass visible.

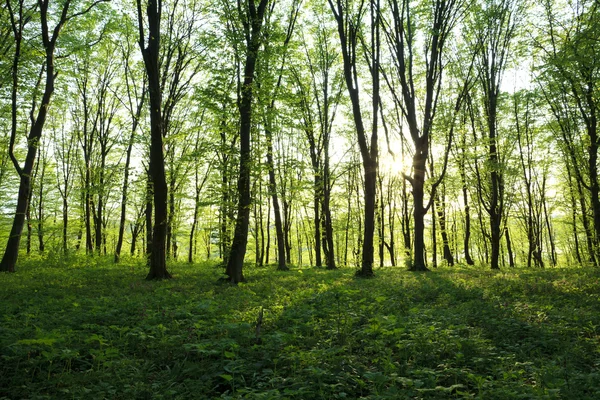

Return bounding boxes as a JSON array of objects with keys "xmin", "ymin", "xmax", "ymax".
[{"xmin": 1, "ymin": 256, "xmax": 600, "ymax": 399}]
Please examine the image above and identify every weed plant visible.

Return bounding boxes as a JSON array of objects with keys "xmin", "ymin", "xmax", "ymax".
[{"xmin": 1, "ymin": 257, "xmax": 600, "ymax": 399}]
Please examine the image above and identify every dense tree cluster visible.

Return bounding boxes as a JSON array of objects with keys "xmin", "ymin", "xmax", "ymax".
[{"xmin": 0, "ymin": 0, "xmax": 598, "ymax": 278}]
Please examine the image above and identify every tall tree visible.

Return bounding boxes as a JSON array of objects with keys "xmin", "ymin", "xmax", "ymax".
[
  {"xmin": 226, "ymin": 0, "xmax": 271, "ymax": 283},
  {"xmin": 381, "ymin": 0, "xmax": 470, "ymax": 271},
  {"xmin": 258, "ymin": 0, "xmax": 301, "ymax": 271},
  {"xmin": 471, "ymin": 0, "xmax": 522, "ymax": 270},
  {"xmin": 137, "ymin": 0, "xmax": 171, "ymax": 279},
  {"xmin": 328, "ymin": 0, "xmax": 380, "ymax": 277}
]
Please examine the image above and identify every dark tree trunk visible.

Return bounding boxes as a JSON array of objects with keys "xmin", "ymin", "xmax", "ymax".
[
  {"xmin": 37, "ymin": 157, "xmax": 45, "ymax": 253},
  {"xmin": 314, "ymin": 193, "xmax": 322, "ymax": 267},
  {"xmin": 95, "ymin": 159, "xmax": 105, "ymax": 253},
  {"xmin": 386, "ymin": 181, "xmax": 397, "ymax": 266},
  {"xmin": 460, "ymin": 151, "xmax": 475, "ymax": 265},
  {"xmin": 226, "ymin": 0, "xmax": 270, "ymax": 284},
  {"xmin": 378, "ymin": 174, "xmax": 385, "ymax": 268},
  {"xmin": 505, "ymin": 227, "xmax": 515, "ymax": 268},
  {"xmin": 283, "ymin": 199, "xmax": 292, "ymax": 264},
  {"xmin": 63, "ymin": 197, "xmax": 69, "ymax": 254},
  {"xmin": 266, "ymin": 130, "xmax": 288, "ymax": 270},
  {"xmin": 137, "ymin": 0, "xmax": 171, "ymax": 279},
  {"xmin": 145, "ymin": 173, "xmax": 153, "ymax": 264},
  {"xmin": 488, "ymin": 100, "xmax": 503, "ymax": 271},
  {"xmin": 322, "ymin": 139, "xmax": 336, "ymax": 270},
  {"xmin": 431, "ymin": 191, "xmax": 438, "ymax": 268},
  {"xmin": 265, "ymin": 198, "xmax": 271, "ymax": 264},
  {"xmin": 26, "ymin": 184, "xmax": 33, "ymax": 256},
  {"xmin": 436, "ymin": 191, "xmax": 454, "ymax": 266},
  {"xmin": 411, "ymin": 152, "xmax": 428, "ymax": 271}
]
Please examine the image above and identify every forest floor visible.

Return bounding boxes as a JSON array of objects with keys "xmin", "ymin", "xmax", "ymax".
[{"xmin": 1, "ymin": 257, "xmax": 600, "ymax": 399}]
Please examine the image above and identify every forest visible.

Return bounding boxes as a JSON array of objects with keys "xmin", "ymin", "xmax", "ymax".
[{"xmin": 1, "ymin": 0, "xmax": 600, "ymax": 398}]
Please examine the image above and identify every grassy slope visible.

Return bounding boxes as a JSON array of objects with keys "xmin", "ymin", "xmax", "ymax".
[{"xmin": 1, "ymin": 258, "xmax": 600, "ymax": 399}]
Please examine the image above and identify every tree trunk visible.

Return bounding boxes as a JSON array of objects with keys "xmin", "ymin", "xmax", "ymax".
[
  {"xmin": 266, "ymin": 129, "xmax": 288, "ymax": 270},
  {"xmin": 115, "ymin": 130, "xmax": 134, "ymax": 263},
  {"xmin": 189, "ymin": 185, "xmax": 200, "ymax": 264},
  {"xmin": 323, "ymin": 149, "xmax": 336, "ymax": 270},
  {"xmin": 431, "ymin": 189, "xmax": 438, "ymax": 269},
  {"xmin": 145, "ymin": 173, "xmax": 153, "ymax": 265},
  {"xmin": 460, "ymin": 140, "xmax": 475, "ymax": 265},
  {"xmin": 505, "ymin": 226, "xmax": 515, "ymax": 268},
  {"xmin": 436, "ymin": 191, "xmax": 454, "ymax": 266},
  {"xmin": 329, "ymin": 0, "xmax": 379, "ymax": 277},
  {"xmin": 410, "ymin": 152, "xmax": 429, "ymax": 271},
  {"xmin": 314, "ymin": 194, "xmax": 322, "ymax": 267},
  {"xmin": 37, "ymin": 158, "xmax": 45, "ymax": 253},
  {"xmin": 226, "ymin": 0, "xmax": 269, "ymax": 283},
  {"xmin": 386, "ymin": 183, "xmax": 397, "ymax": 267},
  {"xmin": 138, "ymin": 0, "xmax": 171, "ymax": 279}
]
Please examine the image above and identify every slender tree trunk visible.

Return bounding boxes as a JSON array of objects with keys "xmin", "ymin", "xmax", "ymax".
[
  {"xmin": 37, "ymin": 159, "xmax": 45, "ymax": 253},
  {"xmin": 323, "ymin": 147, "xmax": 336, "ymax": 269},
  {"xmin": 63, "ymin": 197, "xmax": 68, "ymax": 254},
  {"xmin": 387, "ymin": 185, "xmax": 397, "ymax": 266},
  {"xmin": 543, "ymin": 193, "xmax": 557, "ymax": 267},
  {"xmin": 505, "ymin": 226, "xmax": 515, "ymax": 268},
  {"xmin": 145, "ymin": 173, "xmax": 153, "ymax": 265},
  {"xmin": 283, "ymin": 200, "xmax": 292, "ymax": 264},
  {"xmin": 431, "ymin": 188, "xmax": 438, "ymax": 268},
  {"xmin": 265, "ymin": 198, "xmax": 271, "ymax": 264},
  {"xmin": 436, "ymin": 191, "xmax": 454, "ymax": 266},
  {"xmin": 378, "ymin": 174, "xmax": 385, "ymax": 268},
  {"xmin": 95, "ymin": 161, "xmax": 105, "ymax": 253},
  {"xmin": 266, "ymin": 129, "xmax": 288, "ymax": 270},
  {"xmin": 460, "ymin": 139, "xmax": 475, "ymax": 265},
  {"xmin": 189, "ymin": 185, "xmax": 200, "ymax": 264},
  {"xmin": 26, "ymin": 186, "xmax": 33, "ymax": 256},
  {"xmin": 314, "ymin": 183, "xmax": 322, "ymax": 267}
]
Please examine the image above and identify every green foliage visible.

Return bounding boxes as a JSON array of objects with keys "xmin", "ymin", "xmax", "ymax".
[{"xmin": 2, "ymin": 260, "xmax": 600, "ymax": 398}]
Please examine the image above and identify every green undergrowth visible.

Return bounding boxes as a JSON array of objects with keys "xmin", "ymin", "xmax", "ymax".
[{"xmin": 1, "ymin": 257, "xmax": 600, "ymax": 399}]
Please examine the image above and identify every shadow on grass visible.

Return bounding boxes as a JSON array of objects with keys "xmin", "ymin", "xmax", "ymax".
[{"xmin": 2, "ymin": 261, "xmax": 600, "ymax": 399}]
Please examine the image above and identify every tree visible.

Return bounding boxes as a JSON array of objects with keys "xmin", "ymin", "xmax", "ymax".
[
  {"xmin": 381, "ymin": 0, "xmax": 470, "ymax": 271},
  {"xmin": 471, "ymin": 0, "xmax": 522, "ymax": 270},
  {"xmin": 137, "ymin": 0, "xmax": 171, "ymax": 279},
  {"xmin": 257, "ymin": 0, "xmax": 300, "ymax": 271},
  {"xmin": 226, "ymin": 0, "xmax": 271, "ymax": 283},
  {"xmin": 328, "ymin": 0, "xmax": 380, "ymax": 277}
]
